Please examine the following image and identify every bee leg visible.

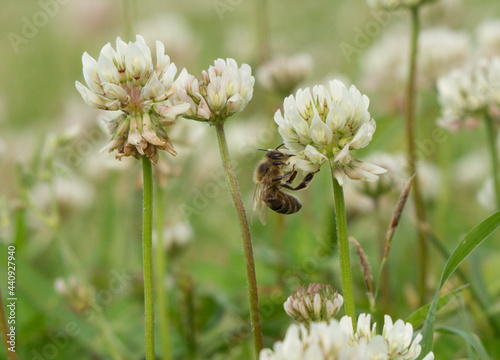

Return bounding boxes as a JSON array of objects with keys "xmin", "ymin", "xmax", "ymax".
[
  {"xmin": 285, "ymin": 168, "xmax": 298, "ymax": 184},
  {"xmin": 282, "ymin": 171, "xmax": 318, "ymax": 191},
  {"xmin": 271, "ymin": 169, "xmax": 295, "ymax": 183}
]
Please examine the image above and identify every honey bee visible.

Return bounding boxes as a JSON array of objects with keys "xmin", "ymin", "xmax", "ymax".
[{"xmin": 252, "ymin": 146, "xmax": 317, "ymax": 224}]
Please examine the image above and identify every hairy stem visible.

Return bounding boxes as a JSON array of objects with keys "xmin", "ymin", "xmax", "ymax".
[
  {"xmin": 154, "ymin": 182, "xmax": 172, "ymax": 360},
  {"xmin": 484, "ymin": 113, "xmax": 500, "ymax": 209},
  {"xmin": 142, "ymin": 156, "xmax": 155, "ymax": 360},
  {"xmin": 214, "ymin": 123, "xmax": 263, "ymax": 357},
  {"xmin": 329, "ymin": 162, "xmax": 356, "ymax": 326},
  {"xmin": 405, "ymin": 6, "xmax": 428, "ymax": 306}
]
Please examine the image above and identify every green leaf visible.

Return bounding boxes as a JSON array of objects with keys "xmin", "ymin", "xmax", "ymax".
[
  {"xmin": 406, "ymin": 285, "xmax": 468, "ymax": 328},
  {"xmin": 419, "ymin": 211, "xmax": 500, "ymax": 359},
  {"xmin": 436, "ymin": 326, "xmax": 490, "ymax": 360}
]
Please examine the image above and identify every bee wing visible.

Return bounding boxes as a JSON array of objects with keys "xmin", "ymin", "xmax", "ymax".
[{"xmin": 251, "ymin": 180, "xmax": 269, "ymax": 225}]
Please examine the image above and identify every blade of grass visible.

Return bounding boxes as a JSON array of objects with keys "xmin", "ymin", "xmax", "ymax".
[
  {"xmin": 436, "ymin": 326, "xmax": 490, "ymax": 360},
  {"xmin": 419, "ymin": 211, "xmax": 500, "ymax": 358},
  {"xmin": 406, "ymin": 285, "xmax": 468, "ymax": 328}
]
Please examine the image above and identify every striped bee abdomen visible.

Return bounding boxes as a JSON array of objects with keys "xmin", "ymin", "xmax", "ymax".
[{"xmin": 265, "ymin": 189, "xmax": 302, "ymax": 215}]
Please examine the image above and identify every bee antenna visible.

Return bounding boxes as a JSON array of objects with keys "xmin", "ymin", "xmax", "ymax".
[
  {"xmin": 258, "ymin": 148, "xmax": 268, "ymax": 151},
  {"xmin": 275, "ymin": 143, "xmax": 285, "ymax": 150}
]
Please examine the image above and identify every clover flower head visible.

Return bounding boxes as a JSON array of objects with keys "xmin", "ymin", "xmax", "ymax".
[
  {"xmin": 171, "ymin": 58, "xmax": 255, "ymax": 124},
  {"xmin": 75, "ymin": 35, "xmax": 190, "ymax": 164},
  {"xmin": 283, "ymin": 284, "xmax": 344, "ymax": 323},
  {"xmin": 257, "ymin": 54, "xmax": 312, "ymax": 94},
  {"xmin": 275, "ymin": 80, "xmax": 386, "ymax": 184},
  {"xmin": 260, "ymin": 314, "xmax": 434, "ymax": 360},
  {"xmin": 437, "ymin": 57, "xmax": 500, "ymax": 130}
]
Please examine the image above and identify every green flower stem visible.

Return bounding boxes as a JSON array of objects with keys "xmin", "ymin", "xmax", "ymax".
[
  {"xmin": 374, "ymin": 197, "xmax": 390, "ymax": 312},
  {"xmin": 0, "ymin": 287, "xmax": 17, "ymax": 360},
  {"xmin": 154, "ymin": 182, "xmax": 172, "ymax": 360},
  {"xmin": 405, "ymin": 6, "xmax": 428, "ymax": 306},
  {"xmin": 256, "ymin": 0, "xmax": 271, "ymax": 64},
  {"xmin": 484, "ymin": 113, "xmax": 500, "ymax": 209},
  {"xmin": 329, "ymin": 161, "xmax": 356, "ymax": 327},
  {"xmin": 142, "ymin": 156, "xmax": 155, "ymax": 360},
  {"xmin": 214, "ymin": 123, "xmax": 264, "ymax": 357}
]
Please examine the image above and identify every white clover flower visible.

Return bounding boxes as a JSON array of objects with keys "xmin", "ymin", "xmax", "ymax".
[
  {"xmin": 260, "ymin": 315, "xmax": 434, "ymax": 360},
  {"xmin": 418, "ymin": 28, "xmax": 471, "ymax": 87},
  {"xmin": 275, "ymin": 80, "xmax": 386, "ymax": 184},
  {"xmin": 75, "ymin": 35, "xmax": 190, "ymax": 164},
  {"xmin": 437, "ymin": 57, "xmax": 500, "ymax": 130},
  {"xmin": 257, "ymin": 54, "xmax": 312, "ymax": 94},
  {"xmin": 366, "ymin": 0, "xmax": 429, "ymax": 10},
  {"xmin": 284, "ymin": 284, "xmax": 344, "ymax": 323},
  {"xmin": 171, "ymin": 58, "xmax": 255, "ymax": 124},
  {"xmin": 476, "ymin": 19, "xmax": 500, "ymax": 58},
  {"xmin": 362, "ymin": 27, "xmax": 470, "ymax": 95}
]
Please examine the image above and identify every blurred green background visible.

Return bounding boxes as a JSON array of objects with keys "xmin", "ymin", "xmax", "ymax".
[{"xmin": 0, "ymin": 0, "xmax": 500, "ymax": 359}]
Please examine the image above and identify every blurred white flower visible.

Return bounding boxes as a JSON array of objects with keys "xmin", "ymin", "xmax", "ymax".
[
  {"xmin": 172, "ymin": 58, "xmax": 255, "ymax": 124},
  {"xmin": 75, "ymin": 35, "xmax": 190, "ymax": 163},
  {"xmin": 362, "ymin": 27, "xmax": 470, "ymax": 95},
  {"xmin": 82, "ymin": 151, "xmax": 134, "ymax": 182},
  {"xmin": 155, "ymin": 221, "xmax": 194, "ymax": 255},
  {"xmin": 275, "ymin": 80, "xmax": 386, "ymax": 184},
  {"xmin": 417, "ymin": 161, "xmax": 442, "ymax": 202},
  {"xmin": 257, "ymin": 54, "xmax": 313, "ymax": 94},
  {"xmin": 138, "ymin": 13, "xmax": 199, "ymax": 67},
  {"xmin": 260, "ymin": 314, "xmax": 434, "ymax": 360},
  {"xmin": 31, "ymin": 177, "xmax": 95, "ymax": 214},
  {"xmin": 225, "ymin": 115, "xmax": 274, "ymax": 160},
  {"xmin": 343, "ymin": 182, "xmax": 376, "ymax": 214},
  {"xmin": 478, "ymin": 177, "xmax": 496, "ymax": 211},
  {"xmin": 437, "ymin": 57, "xmax": 500, "ymax": 130},
  {"xmin": 476, "ymin": 19, "xmax": 500, "ymax": 58},
  {"xmin": 284, "ymin": 284, "xmax": 343, "ymax": 323},
  {"xmin": 418, "ymin": 28, "xmax": 471, "ymax": 87},
  {"xmin": 453, "ymin": 151, "xmax": 489, "ymax": 186}
]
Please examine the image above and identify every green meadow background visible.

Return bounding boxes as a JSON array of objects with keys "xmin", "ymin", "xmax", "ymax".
[{"xmin": 0, "ymin": 0, "xmax": 499, "ymax": 358}]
